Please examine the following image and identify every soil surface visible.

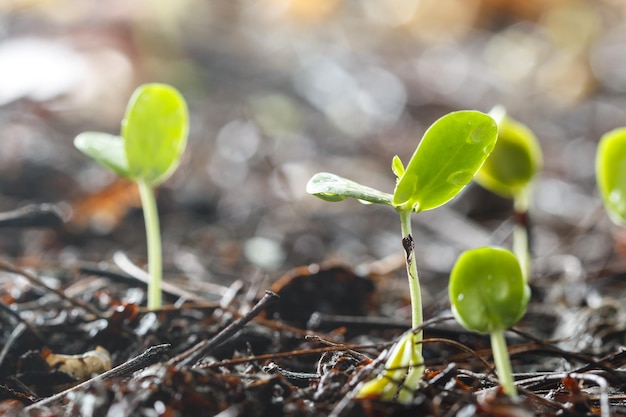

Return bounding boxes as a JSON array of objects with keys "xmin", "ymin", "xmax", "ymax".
[{"xmin": 2, "ymin": 1, "xmax": 626, "ymax": 416}]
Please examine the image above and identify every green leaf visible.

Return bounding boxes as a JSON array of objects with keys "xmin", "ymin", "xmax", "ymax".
[
  {"xmin": 596, "ymin": 127, "xmax": 626, "ymax": 226},
  {"xmin": 306, "ymin": 172, "xmax": 393, "ymax": 205},
  {"xmin": 391, "ymin": 155, "xmax": 404, "ymax": 179},
  {"xmin": 449, "ymin": 247, "xmax": 530, "ymax": 334},
  {"xmin": 393, "ymin": 111, "xmax": 498, "ymax": 212},
  {"xmin": 74, "ymin": 132, "xmax": 130, "ymax": 177},
  {"xmin": 122, "ymin": 83, "xmax": 189, "ymax": 185},
  {"xmin": 475, "ymin": 106, "xmax": 542, "ymax": 199}
]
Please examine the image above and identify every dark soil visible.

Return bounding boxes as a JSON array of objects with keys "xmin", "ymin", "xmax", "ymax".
[{"xmin": 2, "ymin": 1, "xmax": 626, "ymax": 416}]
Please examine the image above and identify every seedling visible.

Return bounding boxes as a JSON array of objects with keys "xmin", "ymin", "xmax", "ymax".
[
  {"xmin": 74, "ymin": 83, "xmax": 189, "ymax": 309},
  {"xmin": 449, "ymin": 246, "xmax": 530, "ymax": 397},
  {"xmin": 475, "ymin": 106, "xmax": 542, "ymax": 281},
  {"xmin": 596, "ymin": 127, "xmax": 626, "ymax": 226},
  {"xmin": 307, "ymin": 110, "xmax": 497, "ymax": 401}
]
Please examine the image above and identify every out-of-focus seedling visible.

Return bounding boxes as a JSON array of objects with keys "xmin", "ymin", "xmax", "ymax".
[
  {"xmin": 475, "ymin": 106, "xmax": 542, "ymax": 281},
  {"xmin": 74, "ymin": 83, "xmax": 189, "ymax": 309},
  {"xmin": 596, "ymin": 127, "xmax": 626, "ymax": 226},
  {"xmin": 307, "ymin": 110, "xmax": 497, "ymax": 401},
  {"xmin": 449, "ymin": 246, "xmax": 530, "ymax": 397}
]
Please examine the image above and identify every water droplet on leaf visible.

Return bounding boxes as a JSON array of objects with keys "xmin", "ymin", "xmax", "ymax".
[
  {"xmin": 447, "ymin": 170, "xmax": 474, "ymax": 186},
  {"xmin": 466, "ymin": 127, "xmax": 487, "ymax": 145},
  {"xmin": 610, "ymin": 189, "xmax": 623, "ymax": 205}
]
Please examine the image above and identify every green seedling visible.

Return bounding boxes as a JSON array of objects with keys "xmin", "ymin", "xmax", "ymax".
[
  {"xmin": 475, "ymin": 106, "xmax": 542, "ymax": 281},
  {"xmin": 307, "ymin": 110, "xmax": 497, "ymax": 401},
  {"xmin": 596, "ymin": 127, "xmax": 626, "ymax": 226},
  {"xmin": 74, "ymin": 83, "xmax": 189, "ymax": 309},
  {"xmin": 449, "ymin": 246, "xmax": 530, "ymax": 397}
]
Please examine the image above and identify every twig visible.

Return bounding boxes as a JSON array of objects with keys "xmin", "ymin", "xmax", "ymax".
[
  {"xmin": 112, "ymin": 251, "xmax": 216, "ymax": 304},
  {"xmin": 510, "ymin": 328, "xmax": 624, "ymax": 380},
  {"xmin": 0, "ymin": 323, "xmax": 27, "ymax": 370},
  {"xmin": 420, "ymin": 337, "xmax": 494, "ymax": 372},
  {"xmin": 219, "ymin": 279, "xmax": 244, "ymax": 310},
  {"xmin": 0, "ymin": 300, "xmax": 43, "ymax": 340},
  {"xmin": 172, "ymin": 291, "xmax": 279, "ymax": 368},
  {"xmin": 0, "ymin": 204, "xmax": 64, "ymax": 229},
  {"xmin": 263, "ymin": 362, "xmax": 318, "ymax": 381},
  {"xmin": 516, "ymin": 372, "xmax": 610, "ymax": 417},
  {"xmin": 197, "ymin": 344, "xmax": 376, "ymax": 370},
  {"xmin": 305, "ymin": 335, "xmax": 371, "ymax": 362},
  {"xmin": 25, "ymin": 344, "xmax": 171, "ymax": 411},
  {"xmin": 328, "ymin": 349, "xmax": 390, "ymax": 417},
  {"xmin": 0, "ymin": 261, "xmax": 103, "ymax": 319}
]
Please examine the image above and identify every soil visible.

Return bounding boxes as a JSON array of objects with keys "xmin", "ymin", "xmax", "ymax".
[{"xmin": 2, "ymin": 1, "xmax": 626, "ymax": 416}]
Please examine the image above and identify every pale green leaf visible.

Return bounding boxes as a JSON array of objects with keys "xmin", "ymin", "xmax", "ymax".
[
  {"xmin": 391, "ymin": 155, "xmax": 404, "ymax": 179},
  {"xmin": 306, "ymin": 172, "xmax": 393, "ymax": 205},
  {"xmin": 122, "ymin": 83, "xmax": 189, "ymax": 185},
  {"xmin": 74, "ymin": 132, "xmax": 130, "ymax": 177}
]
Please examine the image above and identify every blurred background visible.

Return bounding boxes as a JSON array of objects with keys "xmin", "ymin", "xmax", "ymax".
[{"xmin": 0, "ymin": 0, "xmax": 624, "ymax": 298}]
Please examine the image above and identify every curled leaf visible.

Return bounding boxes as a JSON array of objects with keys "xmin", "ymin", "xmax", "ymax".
[
  {"xmin": 306, "ymin": 172, "xmax": 393, "ymax": 206},
  {"xmin": 356, "ymin": 331, "xmax": 424, "ymax": 403},
  {"xmin": 74, "ymin": 132, "xmax": 129, "ymax": 177}
]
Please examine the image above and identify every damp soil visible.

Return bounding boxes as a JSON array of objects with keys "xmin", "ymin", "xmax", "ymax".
[
  {"xmin": 1, "ymin": 191, "xmax": 626, "ymax": 417},
  {"xmin": 3, "ymin": 2, "xmax": 626, "ymax": 415}
]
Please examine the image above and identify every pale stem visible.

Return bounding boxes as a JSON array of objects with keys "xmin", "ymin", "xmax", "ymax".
[
  {"xmin": 137, "ymin": 180, "xmax": 163, "ymax": 309},
  {"xmin": 399, "ymin": 209, "xmax": 423, "ymax": 346},
  {"xmin": 490, "ymin": 330, "xmax": 517, "ymax": 397}
]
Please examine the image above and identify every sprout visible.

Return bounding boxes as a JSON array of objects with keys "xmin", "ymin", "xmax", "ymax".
[
  {"xmin": 74, "ymin": 83, "xmax": 189, "ymax": 309},
  {"xmin": 596, "ymin": 127, "xmax": 626, "ymax": 226},
  {"xmin": 475, "ymin": 106, "xmax": 542, "ymax": 281},
  {"xmin": 307, "ymin": 110, "xmax": 497, "ymax": 401},
  {"xmin": 449, "ymin": 246, "xmax": 530, "ymax": 397}
]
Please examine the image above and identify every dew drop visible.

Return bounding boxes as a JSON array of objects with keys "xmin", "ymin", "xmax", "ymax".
[
  {"xmin": 483, "ymin": 142, "xmax": 496, "ymax": 155},
  {"xmin": 447, "ymin": 170, "xmax": 474, "ymax": 186},
  {"xmin": 609, "ymin": 189, "xmax": 626, "ymax": 214},
  {"xmin": 466, "ymin": 127, "xmax": 487, "ymax": 145},
  {"xmin": 609, "ymin": 189, "xmax": 623, "ymax": 205},
  {"xmin": 457, "ymin": 293, "xmax": 464, "ymax": 302}
]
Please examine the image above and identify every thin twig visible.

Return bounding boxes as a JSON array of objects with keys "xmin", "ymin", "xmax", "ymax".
[
  {"xmin": 25, "ymin": 344, "xmax": 171, "ymax": 411},
  {"xmin": 328, "ymin": 349, "xmax": 390, "ymax": 417},
  {"xmin": 0, "ymin": 261, "xmax": 103, "ymax": 319},
  {"xmin": 510, "ymin": 328, "xmax": 624, "ymax": 380},
  {"xmin": 305, "ymin": 334, "xmax": 371, "ymax": 362},
  {"xmin": 172, "ymin": 291, "xmax": 279, "ymax": 368},
  {"xmin": 516, "ymin": 372, "xmax": 610, "ymax": 417},
  {"xmin": 0, "ymin": 300, "xmax": 43, "ymax": 340},
  {"xmin": 420, "ymin": 337, "xmax": 494, "ymax": 372},
  {"xmin": 112, "ymin": 251, "xmax": 214, "ymax": 304},
  {"xmin": 0, "ymin": 323, "xmax": 27, "ymax": 370},
  {"xmin": 197, "ymin": 344, "xmax": 376, "ymax": 370}
]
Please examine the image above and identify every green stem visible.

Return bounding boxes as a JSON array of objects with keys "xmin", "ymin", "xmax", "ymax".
[
  {"xmin": 399, "ymin": 209, "xmax": 423, "ymax": 346},
  {"xmin": 490, "ymin": 330, "xmax": 517, "ymax": 397},
  {"xmin": 137, "ymin": 180, "xmax": 163, "ymax": 309}
]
